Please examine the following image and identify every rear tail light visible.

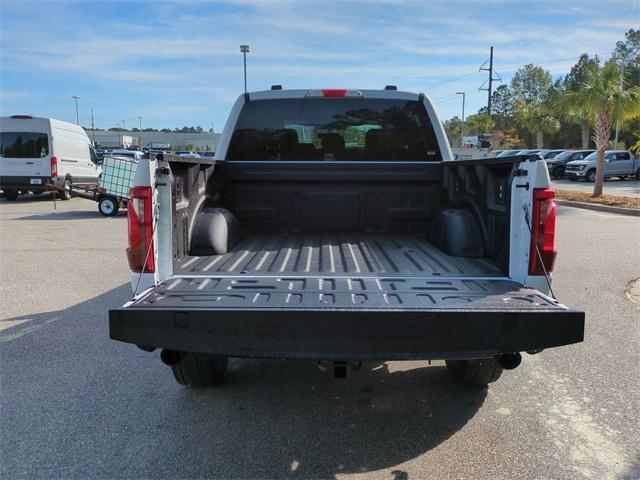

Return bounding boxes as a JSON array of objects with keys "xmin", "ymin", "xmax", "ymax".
[
  {"xmin": 529, "ymin": 188, "xmax": 557, "ymax": 275},
  {"xmin": 127, "ymin": 186, "xmax": 155, "ymax": 273},
  {"xmin": 50, "ymin": 156, "xmax": 58, "ymax": 177}
]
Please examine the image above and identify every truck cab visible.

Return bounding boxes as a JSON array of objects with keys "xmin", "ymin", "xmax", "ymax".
[{"xmin": 109, "ymin": 88, "xmax": 584, "ymax": 387}]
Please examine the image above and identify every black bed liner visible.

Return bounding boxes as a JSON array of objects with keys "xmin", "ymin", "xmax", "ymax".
[{"xmin": 176, "ymin": 232, "xmax": 501, "ymax": 277}]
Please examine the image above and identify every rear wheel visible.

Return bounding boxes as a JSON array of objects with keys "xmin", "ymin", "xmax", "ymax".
[
  {"xmin": 98, "ymin": 196, "xmax": 119, "ymax": 217},
  {"xmin": 59, "ymin": 177, "xmax": 72, "ymax": 200},
  {"xmin": 3, "ymin": 189, "xmax": 19, "ymax": 201},
  {"xmin": 554, "ymin": 166, "xmax": 565, "ymax": 179},
  {"xmin": 586, "ymin": 169, "xmax": 596, "ymax": 182},
  {"xmin": 446, "ymin": 357, "xmax": 503, "ymax": 385},
  {"xmin": 170, "ymin": 353, "xmax": 228, "ymax": 387}
]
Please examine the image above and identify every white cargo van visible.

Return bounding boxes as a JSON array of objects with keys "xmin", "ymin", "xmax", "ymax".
[{"xmin": 0, "ymin": 115, "xmax": 100, "ymax": 200}]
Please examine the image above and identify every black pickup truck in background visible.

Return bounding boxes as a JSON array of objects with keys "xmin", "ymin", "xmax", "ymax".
[{"xmin": 109, "ymin": 88, "xmax": 584, "ymax": 387}]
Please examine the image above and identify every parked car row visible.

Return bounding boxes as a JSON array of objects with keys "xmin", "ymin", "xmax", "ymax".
[
  {"xmin": 95, "ymin": 149, "xmax": 215, "ymax": 161},
  {"xmin": 493, "ymin": 148, "xmax": 639, "ymax": 181}
]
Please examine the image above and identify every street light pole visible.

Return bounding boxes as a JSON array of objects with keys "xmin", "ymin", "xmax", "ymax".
[
  {"xmin": 138, "ymin": 116, "xmax": 143, "ymax": 149},
  {"xmin": 456, "ymin": 92, "xmax": 466, "ymax": 148},
  {"xmin": 90, "ymin": 109, "xmax": 96, "ymax": 145},
  {"xmin": 72, "ymin": 96, "xmax": 80, "ymax": 125},
  {"xmin": 240, "ymin": 44, "xmax": 250, "ymax": 93}
]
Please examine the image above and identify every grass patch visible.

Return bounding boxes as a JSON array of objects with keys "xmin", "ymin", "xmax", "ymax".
[{"xmin": 555, "ymin": 189, "xmax": 640, "ymax": 210}]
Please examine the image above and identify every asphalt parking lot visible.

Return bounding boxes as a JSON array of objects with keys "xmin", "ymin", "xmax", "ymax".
[
  {"xmin": 551, "ymin": 177, "xmax": 640, "ymax": 197},
  {"xmin": 1, "ymin": 195, "xmax": 639, "ymax": 480}
]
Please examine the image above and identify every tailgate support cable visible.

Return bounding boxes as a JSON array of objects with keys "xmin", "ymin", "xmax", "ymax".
[
  {"xmin": 131, "ymin": 208, "xmax": 159, "ymax": 300},
  {"xmin": 523, "ymin": 204, "xmax": 557, "ymax": 300}
]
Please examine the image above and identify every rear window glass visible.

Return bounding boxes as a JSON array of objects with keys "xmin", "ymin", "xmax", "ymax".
[
  {"xmin": 0, "ymin": 132, "xmax": 49, "ymax": 158},
  {"xmin": 226, "ymin": 98, "xmax": 442, "ymax": 161}
]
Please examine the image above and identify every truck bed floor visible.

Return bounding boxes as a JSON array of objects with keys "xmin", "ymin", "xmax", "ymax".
[{"xmin": 176, "ymin": 232, "xmax": 501, "ymax": 277}]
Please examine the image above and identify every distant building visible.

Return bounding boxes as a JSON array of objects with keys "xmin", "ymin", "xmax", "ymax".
[{"xmin": 90, "ymin": 130, "xmax": 221, "ymax": 150}]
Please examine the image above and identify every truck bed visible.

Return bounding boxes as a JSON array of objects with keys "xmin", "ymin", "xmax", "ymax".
[
  {"xmin": 175, "ymin": 232, "xmax": 502, "ymax": 277},
  {"xmin": 109, "ymin": 231, "xmax": 583, "ymax": 360}
]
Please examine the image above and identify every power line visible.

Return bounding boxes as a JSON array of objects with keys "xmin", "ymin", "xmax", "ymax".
[
  {"xmin": 497, "ymin": 52, "xmax": 610, "ymax": 72},
  {"xmin": 427, "ymin": 70, "xmax": 482, "ymax": 89}
]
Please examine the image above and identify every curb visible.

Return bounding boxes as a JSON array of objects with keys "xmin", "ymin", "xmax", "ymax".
[{"xmin": 556, "ymin": 199, "xmax": 640, "ymax": 217}]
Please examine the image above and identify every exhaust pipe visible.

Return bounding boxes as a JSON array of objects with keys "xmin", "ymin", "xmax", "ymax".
[
  {"xmin": 334, "ymin": 362, "xmax": 348, "ymax": 378},
  {"xmin": 499, "ymin": 352, "xmax": 522, "ymax": 370},
  {"xmin": 160, "ymin": 349, "xmax": 182, "ymax": 366},
  {"xmin": 318, "ymin": 361, "xmax": 362, "ymax": 378}
]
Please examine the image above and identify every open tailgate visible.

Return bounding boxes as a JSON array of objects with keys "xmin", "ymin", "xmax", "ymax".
[{"xmin": 109, "ymin": 275, "xmax": 584, "ymax": 360}]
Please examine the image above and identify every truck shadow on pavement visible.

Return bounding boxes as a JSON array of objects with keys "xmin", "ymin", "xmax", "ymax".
[
  {"xmin": 0, "ymin": 284, "xmax": 487, "ymax": 479},
  {"xmin": 13, "ymin": 210, "xmax": 113, "ymax": 221}
]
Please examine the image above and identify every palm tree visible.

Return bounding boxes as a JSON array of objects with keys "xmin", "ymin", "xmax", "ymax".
[
  {"xmin": 565, "ymin": 108, "xmax": 593, "ymax": 149},
  {"xmin": 522, "ymin": 107, "xmax": 560, "ymax": 148},
  {"xmin": 464, "ymin": 114, "xmax": 494, "ymax": 136},
  {"xmin": 557, "ymin": 59, "xmax": 640, "ymax": 197}
]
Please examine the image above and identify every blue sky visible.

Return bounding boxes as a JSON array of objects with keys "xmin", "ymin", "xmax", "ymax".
[{"xmin": 0, "ymin": 0, "xmax": 638, "ymax": 131}]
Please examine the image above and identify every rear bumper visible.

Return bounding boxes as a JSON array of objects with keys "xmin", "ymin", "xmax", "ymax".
[
  {"xmin": 109, "ymin": 307, "xmax": 585, "ymax": 361},
  {"xmin": 0, "ymin": 175, "xmax": 52, "ymax": 190}
]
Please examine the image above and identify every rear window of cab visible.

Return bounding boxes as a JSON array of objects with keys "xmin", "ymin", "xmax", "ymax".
[{"xmin": 226, "ymin": 98, "xmax": 442, "ymax": 162}]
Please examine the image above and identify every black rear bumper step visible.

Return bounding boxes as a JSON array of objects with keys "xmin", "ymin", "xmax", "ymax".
[{"xmin": 109, "ymin": 276, "xmax": 584, "ymax": 361}]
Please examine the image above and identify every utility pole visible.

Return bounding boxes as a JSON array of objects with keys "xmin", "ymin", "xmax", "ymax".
[
  {"xmin": 138, "ymin": 116, "xmax": 143, "ymax": 149},
  {"xmin": 90, "ymin": 109, "xmax": 96, "ymax": 145},
  {"xmin": 456, "ymin": 92, "xmax": 466, "ymax": 148},
  {"xmin": 72, "ymin": 96, "xmax": 80, "ymax": 125},
  {"xmin": 240, "ymin": 44, "xmax": 250, "ymax": 93},
  {"xmin": 211, "ymin": 121, "xmax": 215, "ymax": 151},
  {"xmin": 479, "ymin": 47, "xmax": 500, "ymax": 115}
]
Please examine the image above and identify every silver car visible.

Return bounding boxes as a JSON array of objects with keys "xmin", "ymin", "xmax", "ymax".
[{"xmin": 565, "ymin": 150, "xmax": 640, "ymax": 182}]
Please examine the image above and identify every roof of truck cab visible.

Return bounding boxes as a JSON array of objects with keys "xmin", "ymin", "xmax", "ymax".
[{"xmin": 248, "ymin": 89, "xmax": 423, "ymax": 101}]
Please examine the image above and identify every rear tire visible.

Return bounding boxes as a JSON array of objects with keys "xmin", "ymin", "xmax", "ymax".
[
  {"xmin": 3, "ymin": 190, "xmax": 19, "ymax": 201},
  {"xmin": 554, "ymin": 166, "xmax": 565, "ymax": 179},
  {"xmin": 60, "ymin": 177, "xmax": 72, "ymax": 200},
  {"xmin": 171, "ymin": 353, "xmax": 228, "ymax": 387},
  {"xmin": 446, "ymin": 357, "xmax": 503, "ymax": 385},
  {"xmin": 98, "ymin": 196, "xmax": 119, "ymax": 217}
]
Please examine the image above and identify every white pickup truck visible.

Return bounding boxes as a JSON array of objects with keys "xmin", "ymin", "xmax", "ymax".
[{"xmin": 109, "ymin": 87, "xmax": 584, "ymax": 387}]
